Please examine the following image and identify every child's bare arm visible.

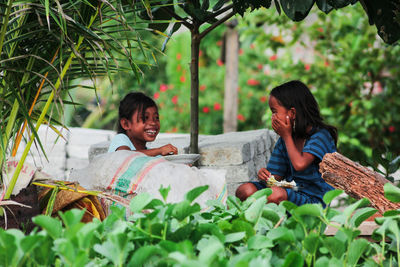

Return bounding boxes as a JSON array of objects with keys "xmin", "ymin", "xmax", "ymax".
[
  {"xmin": 139, "ymin": 144, "xmax": 178, "ymax": 156},
  {"xmin": 272, "ymin": 115, "xmax": 315, "ymax": 171},
  {"xmin": 258, "ymin": 168, "xmax": 283, "ymax": 181}
]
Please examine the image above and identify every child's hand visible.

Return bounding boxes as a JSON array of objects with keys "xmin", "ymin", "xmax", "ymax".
[
  {"xmin": 159, "ymin": 144, "xmax": 178, "ymax": 156},
  {"xmin": 271, "ymin": 114, "xmax": 292, "ymax": 138},
  {"xmin": 257, "ymin": 168, "xmax": 271, "ymax": 182}
]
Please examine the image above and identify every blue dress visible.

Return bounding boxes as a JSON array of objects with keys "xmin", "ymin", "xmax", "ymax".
[{"xmin": 255, "ymin": 128, "xmax": 336, "ymax": 206}]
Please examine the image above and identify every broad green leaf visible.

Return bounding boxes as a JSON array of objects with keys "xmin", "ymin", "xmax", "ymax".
[
  {"xmin": 33, "ymin": 215, "xmax": 63, "ymax": 239},
  {"xmin": 95, "ymin": 233, "xmax": 134, "ymax": 266},
  {"xmin": 321, "ymin": 236, "xmax": 345, "ymax": 259},
  {"xmin": 266, "ymin": 228, "xmax": 295, "ymax": 243},
  {"xmin": 316, "ymin": 0, "xmax": 334, "ymax": 13},
  {"xmin": 159, "ymin": 185, "xmax": 171, "ymax": 202},
  {"xmin": 128, "ymin": 245, "xmax": 164, "ymax": 267},
  {"xmin": 304, "ymin": 232, "xmax": 320, "ymax": 255},
  {"xmin": 212, "ymin": 0, "xmax": 225, "ymax": 11},
  {"xmin": 172, "ymin": 200, "xmax": 201, "ymax": 221},
  {"xmin": 282, "ymin": 251, "xmax": 303, "ymax": 267},
  {"xmin": 198, "ymin": 236, "xmax": 224, "ymax": 264},
  {"xmin": 323, "ymin": 189, "xmax": 343, "ymax": 205},
  {"xmin": 58, "ymin": 209, "xmax": 85, "ymax": 229},
  {"xmin": 280, "ymin": 0, "xmax": 314, "ymax": 21},
  {"xmin": 185, "ymin": 185, "xmax": 208, "ymax": 203},
  {"xmin": 384, "ymin": 183, "xmax": 400, "ymax": 203},
  {"xmin": 224, "ymin": 232, "xmax": 246, "ymax": 243},
  {"xmin": 349, "ymin": 207, "xmax": 377, "ymax": 227},
  {"xmin": 282, "ymin": 200, "xmax": 298, "ymax": 212},
  {"xmin": 294, "ymin": 204, "xmax": 323, "ymax": 217},
  {"xmin": 327, "ymin": 0, "xmax": 352, "ymax": 8},
  {"xmin": 247, "ymin": 235, "xmax": 273, "ymax": 250},
  {"xmin": 314, "ymin": 256, "xmax": 330, "ymax": 267},
  {"xmin": 342, "ymin": 198, "xmax": 370, "ymax": 225},
  {"xmin": 244, "ymin": 196, "xmax": 266, "ymax": 224},
  {"xmin": 130, "ymin": 192, "xmax": 153, "ymax": 213},
  {"xmin": 262, "ymin": 207, "xmax": 281, "ymax": 224},
  {"xmin": 232, "ymin": 219, "xmax": 256, "ymax": 238},
  {"xmin": 347, "ymin": 238, "xmax": 369, "ymax": 265}
]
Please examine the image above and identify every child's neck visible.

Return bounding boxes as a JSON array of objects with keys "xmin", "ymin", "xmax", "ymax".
[{"xmin": 129, "ymin": 137, "xmax": 146, "ymax": 150}]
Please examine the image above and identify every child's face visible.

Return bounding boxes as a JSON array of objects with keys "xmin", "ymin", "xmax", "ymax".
[
  {"xmin": 123, "ymin": 106, "xmax": 160, "ymax": 144},
  {"xmin": 268, "ymin": 95, "xmax": 290, "ymax": 122}
]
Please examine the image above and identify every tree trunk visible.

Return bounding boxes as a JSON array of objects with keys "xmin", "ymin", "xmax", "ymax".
[
  {"xmin": 189, "ymin": 27, "xmax": 200, "ymax": 155},
  {"xmin": 223, "ymin": 21, "xmax": 239, "ymax": 133},
  {"xmin": 319, "ymin": 152, "xmax": 400, "ymax": 213}
]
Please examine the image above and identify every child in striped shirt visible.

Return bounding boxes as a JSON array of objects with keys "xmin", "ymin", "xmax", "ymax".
[{"xmin": 236, "ymin": 80, "xmax": 337, "ymax": 206}]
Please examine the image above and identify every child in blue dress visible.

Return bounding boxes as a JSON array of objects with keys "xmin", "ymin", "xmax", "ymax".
[
  {"xmin": 236, "ymin": 80, "xmax": 337, "ymax": 206},
  {"xmin": 108, "ymin": 92, "xmax": 177, "ymax": 156}
]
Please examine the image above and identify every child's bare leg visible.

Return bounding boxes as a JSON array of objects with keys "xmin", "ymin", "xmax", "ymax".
[
  {"xmin": 267, "ymin": 186, "xmax": 288, "ymax": 204},
  {"xmin": 235, "ymin": 183, "xmax": 258, "ymax": 201}
]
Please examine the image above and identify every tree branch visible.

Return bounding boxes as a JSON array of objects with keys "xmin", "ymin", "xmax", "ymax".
[
  {"xmin": 199, "ymin": 11, "xmax": 236, "ymax": 40},
  {"xmin": 161, "ymin": 7, "xmax": 192, "ymax": 29}
]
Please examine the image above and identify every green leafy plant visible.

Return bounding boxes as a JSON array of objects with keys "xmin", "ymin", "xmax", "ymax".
[{"xmin": 1, "ymin": 185, "xmax": 399, "ymax": 266}]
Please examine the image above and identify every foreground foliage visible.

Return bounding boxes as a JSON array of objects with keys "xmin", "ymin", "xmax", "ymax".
[{"xmin": 1, "ymin": 184, "xmax": 400, "ymax": 266}]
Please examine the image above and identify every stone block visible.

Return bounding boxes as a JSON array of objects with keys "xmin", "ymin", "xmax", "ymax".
[
  {"xmin": 66, "ymin": 158, "xmax": 89, "ymax": 171},
  {"xmin": 200, "ymin": 161, "xmax": 257, "ymax": 184},
  {"xmin": 67, "ymin": 144, "xmax": 91, "ymax": 159},
  {"xmin": 68, "ymin": 127, "xmax": 115, "ymax": 145},
  {"xmin": 88, "ymin": 141, "xmax": 110, "ymax": 161},
  {"xmin": 198, "ymin": 142, "xmax": 251, "ymax": 166}
]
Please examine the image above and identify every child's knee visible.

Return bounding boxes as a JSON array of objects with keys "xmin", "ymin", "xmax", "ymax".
[
  {"xmin": 267, "ymin": 187, "xmax": 288, "ymax": 204},
  {"xmin": 235, "ymin": 183, "xmax": 258, "ymax": 201}
]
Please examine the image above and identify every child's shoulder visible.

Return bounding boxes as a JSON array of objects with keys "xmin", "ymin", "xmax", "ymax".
[{"xmin": 310, "ymin": 127, "xmax": 331, "ymax": 139}]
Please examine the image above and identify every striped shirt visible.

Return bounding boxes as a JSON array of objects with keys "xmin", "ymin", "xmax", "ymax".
[{"xmin": 267, "ymin": 128, "xmax": 336, "ymax": 201}]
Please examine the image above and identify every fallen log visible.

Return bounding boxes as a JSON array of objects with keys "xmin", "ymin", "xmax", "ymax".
[{"xmin": 319, "ymin": 152, "xmax": 400, "ymax": 214}]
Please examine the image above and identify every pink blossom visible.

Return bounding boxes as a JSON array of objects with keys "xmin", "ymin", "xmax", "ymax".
[
  {"xmin": 214, "ymin": 103, "xmax": 221, "ymax": 111},
  {"xmin": 237, "ymin": 114, "xmax": 245, "ymax": 121},
  {"xmin": 171, "ymin": 95, "xmax": 178, "ymax": 105},
  {"xmin": 159, "ymin": 84, "xmax": 168, "ymax": 92},
  {"xmin": 203, "ymin": 106, "xmax": 210, "ymax": 113},
  {"xmin": 247, "ymin": 79, "xmax": 260, "ymax": 86},
  {"xmin": 153, "ymin": 92, "xmax": 160, "ymax": 100},
  {"xmin": 269, "ymin": 55, "xmax": 277, "ymax": 61}
]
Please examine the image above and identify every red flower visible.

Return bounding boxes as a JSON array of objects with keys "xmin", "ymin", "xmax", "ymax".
[
  {"xmin": 214, "ymin": 103, "xmax": 221, "ymax": 111},
  {"xmin": 199, "ymin": 50, "xmax": 203, "ymax": 57},
  {"xmin": 324, "ymin": 61, "xmax": 329, "ymax": 67},
  {"xmin": 159, "ymin": 84, "xmax": 168, "ymax": 92},
  {"xmin": 304, "ymin": 64, "xmax": 311, "ymax": 71},
  {"xmin": 217, "ymin": 59, "xmax": 224, "ymax": 66},
  {"xmin": 257, "ymin": 64, "xmax": 263, "ymax": 70},
  {"xmin": 317, "ymin": 27, "xmax": 324, "ymax": 33},
  {"xmin": 389, "ymin": 126, "xmax": 396, "ymax": 133},
  {"xmin": 217, "ymin": 40, "xmax": 222, "ymax": 46},
  {"xmin": 247, "ymin": 79, "xmax": 260, "ymax": 86},
  {"xmin": 260, "ymin": 96, "xmax": 267, "ymax": 103},
  {"xmin": 202, "ymin": 106, "xmax": 210, "ymax": 113},
  {"xmin": 239, "ymin": 48, "xmax": 244, "ymax": 55},
  {"xmin": 269, "ymin": 55, "xmax": 277, "ymax": 61},
  {"xmin": 180, "ymin": 75, "xmax": 186, "ymax": 83},
  {"xmin": 200, "ymin": 85, "xmax": 206, "ymax": 91},
  {"xmin": 153, "ymin": 92, "xmax": 160, "ymax": 100},
  {"xmin": 176, "ymin": 53, "xmax": 181, "ymax": 60},
  {"xmin": 237, "ymin": 114, "xmax": 245, "ymax": 122},
  {"xmin": 177, "ymin": 64, "xmax": 182, "ymax": 71},
  {"xmin": 171, "ymin": 95, "xmax": 178, "ymax": 105},
  {"xmin": 250, "ymin": 43, "xmax": 255, "ymax": 49}
]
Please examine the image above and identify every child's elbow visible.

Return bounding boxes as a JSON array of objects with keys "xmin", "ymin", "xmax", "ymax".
[{"xmin": 292, "ymin": 162, "xmax": 308, "ymax": 172}]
